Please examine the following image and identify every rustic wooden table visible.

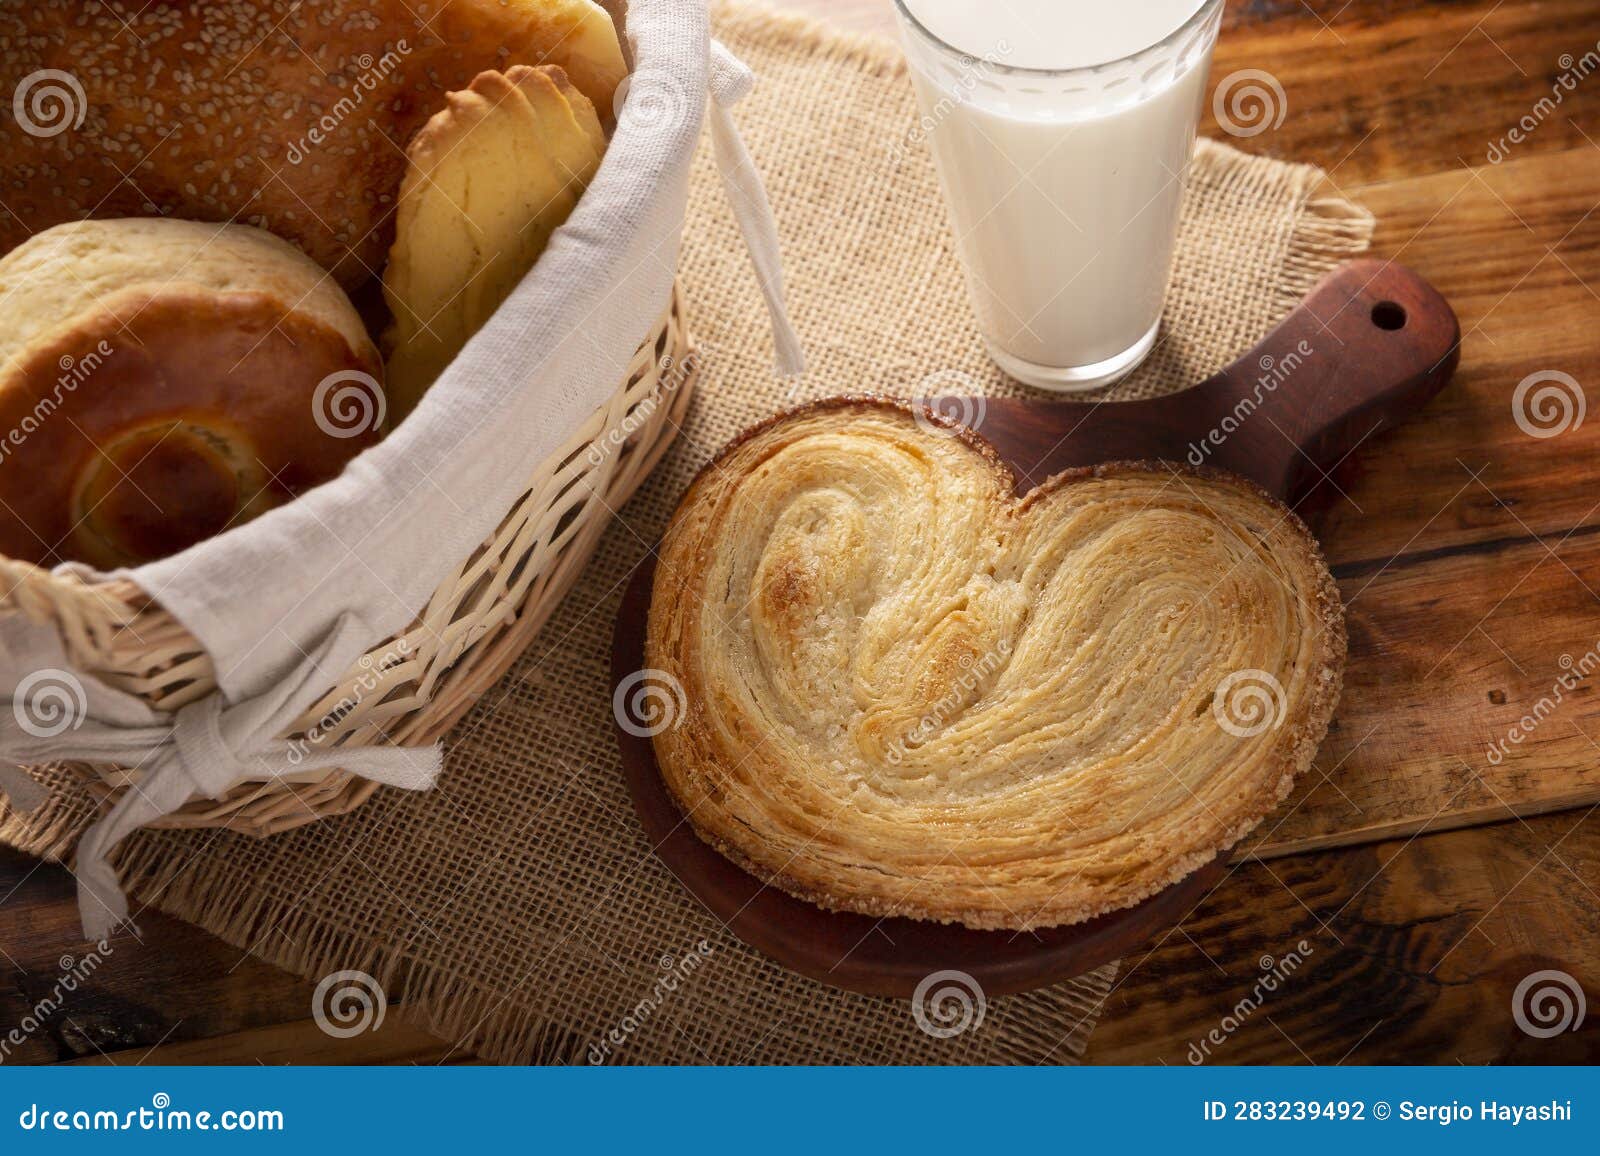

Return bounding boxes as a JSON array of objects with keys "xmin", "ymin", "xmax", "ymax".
[{"xmin": 4, "ymin": 0, "xmax": 1598, "ymax": 1065}]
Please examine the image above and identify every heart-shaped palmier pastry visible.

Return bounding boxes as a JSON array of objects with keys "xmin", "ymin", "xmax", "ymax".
[{"xmin": 645, "ymin": 399, "xmax": 1345, "ymax": 931}]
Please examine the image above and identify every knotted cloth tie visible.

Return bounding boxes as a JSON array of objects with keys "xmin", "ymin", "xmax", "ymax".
[
  {"xmin": 1, "ymin": 615, "xmax": 441, "ymax": 939},
  {"xmin": 80, "ymin": 696, "xmax": 439, "ymax": 940}
]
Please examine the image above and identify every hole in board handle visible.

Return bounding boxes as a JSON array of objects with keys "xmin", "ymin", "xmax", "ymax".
[{"xmin": 1371, "ymin": 301, "xmax": 1407, "ymax": 331}]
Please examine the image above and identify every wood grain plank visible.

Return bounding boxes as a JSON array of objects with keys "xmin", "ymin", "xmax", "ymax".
[
  {"xmin": 1307, "ymin": 148, "xmax": 1600, "ymax": 566},
  {"xmin": 63, "ymin": 1017, "xmax": 474, "ymax": 1067},
  {"xmin": 1253, "ymin": 526, "xmax": 1600, "ymax": 857},
  {"xmin": 1203, "ymin": 0, "xmax": 1600, "ymax": 184},
  {"xmin": 0, "ymin": 849, "xmax": 461, "ymax": 1066},
  {"xmin": 1092, "ymin": 808, "xmax": 1600, "ymax": 1064}
]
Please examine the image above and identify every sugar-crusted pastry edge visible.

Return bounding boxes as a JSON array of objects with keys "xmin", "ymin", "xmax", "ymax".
[{"xmin": 648, "ymin": 396, "xmax": 1347, "ymax": 932}]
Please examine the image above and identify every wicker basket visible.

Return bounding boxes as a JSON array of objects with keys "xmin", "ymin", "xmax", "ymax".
[{"xmin": 0, "ymin": 285, "xmax": 695, "ymax": 836}]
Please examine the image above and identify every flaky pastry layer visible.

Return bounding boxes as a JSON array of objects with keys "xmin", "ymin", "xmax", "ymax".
[{"xmin": 646, "ymin": 399, "xmax": 1345, "ymax": 930}]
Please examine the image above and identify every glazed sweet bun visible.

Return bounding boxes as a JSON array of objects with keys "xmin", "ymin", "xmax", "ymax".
[
  {"xmin": 645, "ymin": 400, "xmax": 1346, "ymax": 931},
  {"xmin": 382, "ymin": 65, "xmax": 608, "ymax": 419},
  {"xmin": 0, "ymin": 0, "xmax": 626, "ymax": 291},
  {"xmin": 0, "ymin": 218, "xmax": 383, "ymax": 569}
]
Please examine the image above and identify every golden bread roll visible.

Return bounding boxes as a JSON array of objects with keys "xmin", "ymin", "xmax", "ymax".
[
  {"xmin": 0, "ymin": 0, "xmax": 625, "ymax": 290},
  {"xmin": 645, "ymin": 400, "xmax": 1346, "ymax": 931},
  {"xmin": 381, "ymin": 65, "xmax": 607, "ymax": 418},
  {"xmin": 0, "ymin": 219, "xmax": 383, "ymax": 569}
]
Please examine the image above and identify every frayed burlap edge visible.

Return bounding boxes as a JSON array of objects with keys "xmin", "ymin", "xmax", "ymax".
[
  {"xmin": 0, "ymin": 783, "xmax": 1116, "ymax": 1064},
  {"xmin": 2, "ymin": 765, "xmax": 98, "ymax": 861}
]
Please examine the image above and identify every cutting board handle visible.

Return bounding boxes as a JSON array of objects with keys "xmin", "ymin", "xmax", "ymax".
[
  {"xmin": 1186, "ymin": 258, "xmax": 1460, "ymax": 501},
  {"xmin": 954, "ymin": 260, "xmax": 1459, "ymax": 504}
]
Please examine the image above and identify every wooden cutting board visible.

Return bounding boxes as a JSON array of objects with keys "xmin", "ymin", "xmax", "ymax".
[{"xmin": 611, "ymin": 259, "xmax": 1459, "ymax": 995}]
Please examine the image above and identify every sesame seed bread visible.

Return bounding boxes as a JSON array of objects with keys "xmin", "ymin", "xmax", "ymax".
[
  {"xmin": 645, "ymin": 400, "xmax": 1346, "ymax": 931},
  {"xmin": 0, "ymin": 0, "xmax": 626, "ymax": 291},
  {"xmin": 0, "ymin": 218, "xmax": 383, "ymax": 569}
]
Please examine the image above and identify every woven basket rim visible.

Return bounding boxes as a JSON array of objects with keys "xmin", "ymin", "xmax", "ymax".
[{"xmin": 2, "ymin": 286, "xmax": 695, "ymax": 835}]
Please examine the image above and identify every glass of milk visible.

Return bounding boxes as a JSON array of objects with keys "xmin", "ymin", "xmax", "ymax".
[{"xmin": 894, "ymin": 0, "xmax": 1225, "ymax": 391}]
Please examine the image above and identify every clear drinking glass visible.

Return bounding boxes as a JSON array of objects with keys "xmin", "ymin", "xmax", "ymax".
[{"xmin": 893, "ymin": 0, "xmax": 1226, "ymax": 391}]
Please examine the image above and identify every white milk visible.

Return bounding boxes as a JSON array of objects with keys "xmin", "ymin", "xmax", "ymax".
[{"xmin": 898, "ymin": 0, "xmax": 1221, "ymax": 389}]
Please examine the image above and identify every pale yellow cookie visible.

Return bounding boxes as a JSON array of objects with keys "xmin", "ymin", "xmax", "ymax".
[{"xmin": 381, "ymin": 65, "xmax": 607, "ymax": 418}]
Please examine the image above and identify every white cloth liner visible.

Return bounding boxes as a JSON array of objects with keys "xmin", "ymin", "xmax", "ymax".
[{"xmin": 0, "ymin": 0, "xmax": 802, "ymax": 940}]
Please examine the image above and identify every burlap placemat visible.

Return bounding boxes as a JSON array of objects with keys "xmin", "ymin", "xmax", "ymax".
[{"xmin": 0, "ymin": 2, "xmax": 1373, "ymax": 1064}]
